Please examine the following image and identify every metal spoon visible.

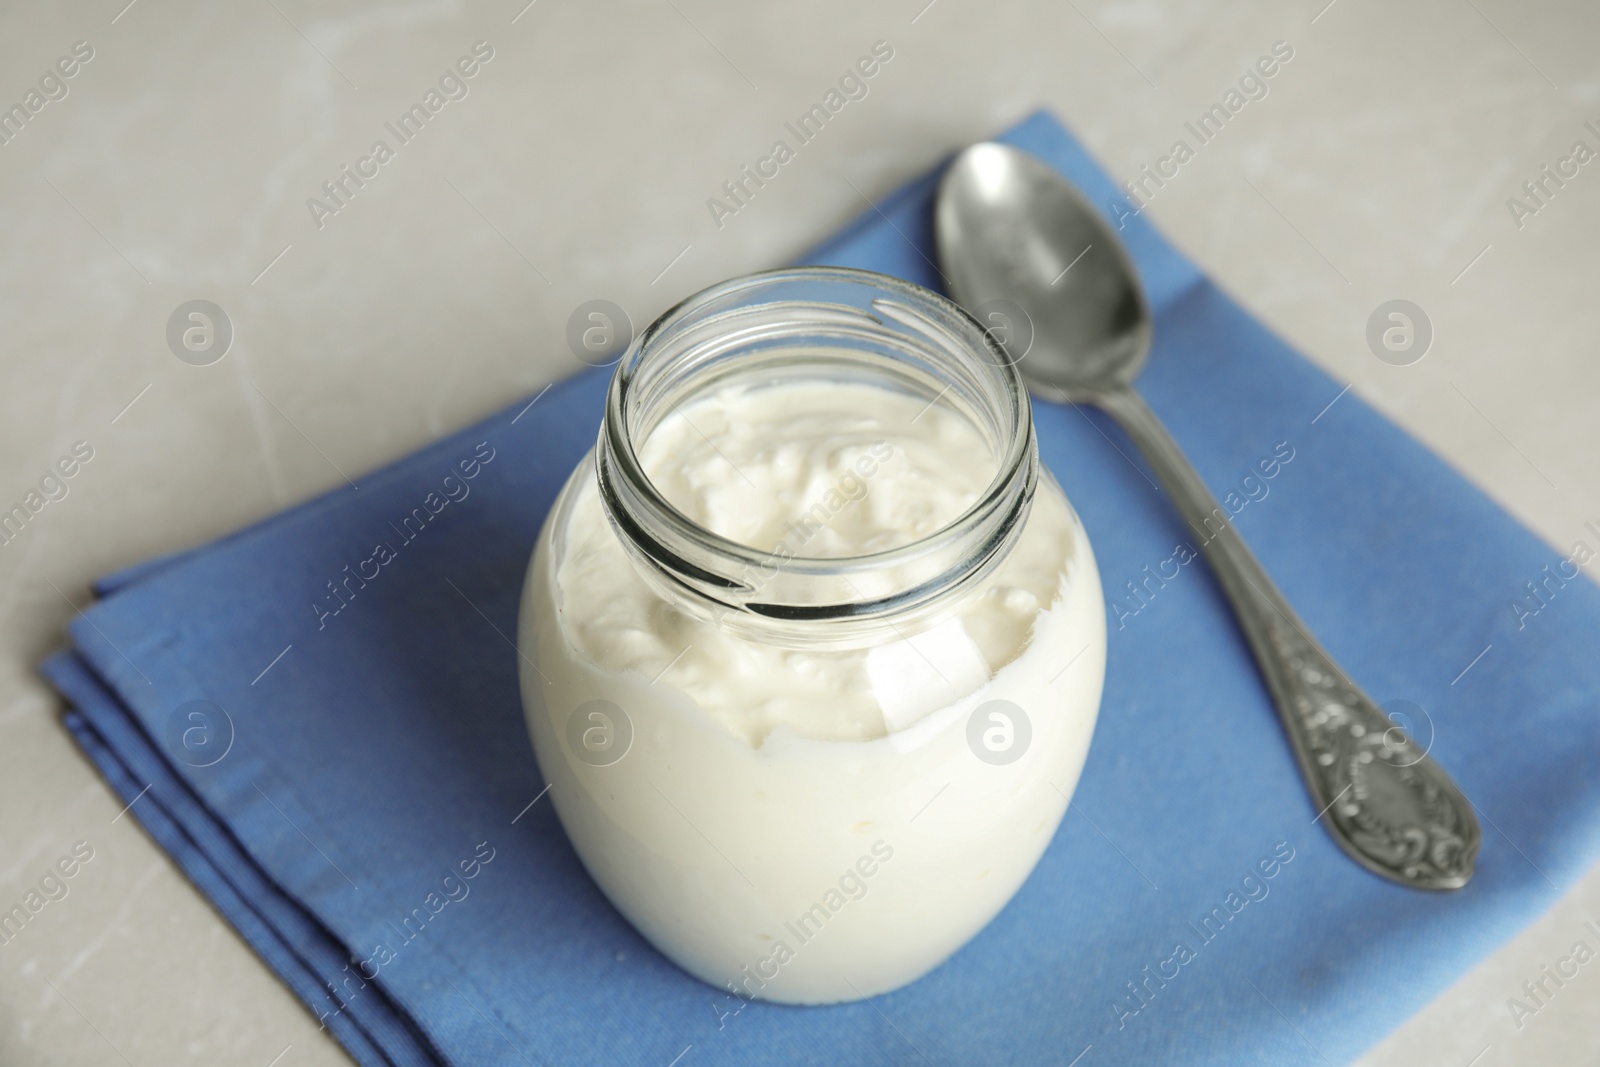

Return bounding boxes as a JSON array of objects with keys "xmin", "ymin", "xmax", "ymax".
[{"xmin": 935, "ymin": 142, "xmax": 1480, "ymax": 890}]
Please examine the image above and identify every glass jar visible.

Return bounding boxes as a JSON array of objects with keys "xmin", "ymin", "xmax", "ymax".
[{"xmin": 517, "ymin": 267, "xmax": 1105, "ymax": 1005}]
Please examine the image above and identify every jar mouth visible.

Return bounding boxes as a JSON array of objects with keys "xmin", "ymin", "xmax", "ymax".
[{"xmin": 596, "ymin": 266, "xmax": 1037, "ymax": 630}]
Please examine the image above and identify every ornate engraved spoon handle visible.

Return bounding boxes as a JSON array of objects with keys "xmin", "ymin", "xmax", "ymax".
[{"xmin": 1095, "ymin": 386, "xmax": 1480, "ymax": 890}]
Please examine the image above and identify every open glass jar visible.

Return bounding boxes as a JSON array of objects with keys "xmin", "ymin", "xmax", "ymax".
[{"xmin": 517, "ymin": 267, "xmax": 1105, "ymax": 1004}]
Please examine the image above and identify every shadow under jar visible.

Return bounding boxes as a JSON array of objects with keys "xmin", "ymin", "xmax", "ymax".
[{"xmin": 517, "ymin": 267, "xmax": 1106, "ymax": 1004}]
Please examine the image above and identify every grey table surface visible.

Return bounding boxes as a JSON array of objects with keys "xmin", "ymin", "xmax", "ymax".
[{"xmin": 2, "ymin": 1, "xmax": 1597, "ymax": 1064}]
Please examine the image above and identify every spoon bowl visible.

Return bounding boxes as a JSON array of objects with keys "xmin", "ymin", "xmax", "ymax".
[{"xmin": 936, "ymin": 142, "xmax": 1150, "ymax": 399}]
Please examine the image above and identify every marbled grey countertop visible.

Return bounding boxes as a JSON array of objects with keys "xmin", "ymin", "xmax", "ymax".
[{"xmin": 2, "ymin": 1, "xmax": 1597, "ymax": 1064}]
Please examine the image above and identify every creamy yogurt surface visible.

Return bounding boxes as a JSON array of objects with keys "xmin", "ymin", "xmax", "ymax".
[{"xmin": 519, "ymin": 378, "xmax": 1106, "ymax": 1003}]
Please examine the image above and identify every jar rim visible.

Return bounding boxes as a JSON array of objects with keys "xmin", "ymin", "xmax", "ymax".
[{"xmin": 597, "ymin": 265, "xmax": 1037, "ymax": 625}]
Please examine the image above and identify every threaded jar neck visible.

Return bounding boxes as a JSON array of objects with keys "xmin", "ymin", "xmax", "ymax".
[{"xmin": 595, "ymin": 266, "xmax": 1036, "ymax": 642}]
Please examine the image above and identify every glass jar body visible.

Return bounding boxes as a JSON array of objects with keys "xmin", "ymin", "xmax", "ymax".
[{"xmin": 517, "ymin": 452, "xmax": 1105, "ymax": 1004}]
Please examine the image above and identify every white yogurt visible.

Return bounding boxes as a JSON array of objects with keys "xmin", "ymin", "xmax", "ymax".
[{"xmin": 518, "ymin": 380, "xmax": 1105, "ymax": 1004}]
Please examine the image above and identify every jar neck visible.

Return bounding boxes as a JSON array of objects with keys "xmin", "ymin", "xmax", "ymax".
[{"xmin": 595, "ymin": 267, "xmax": 1037, "ymax": 643}]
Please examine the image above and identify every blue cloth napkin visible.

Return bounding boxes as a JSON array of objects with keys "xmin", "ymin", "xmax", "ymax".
[{"xmin": 44, "ymin": 110, "xmax": 1600, "ymax": 1067}]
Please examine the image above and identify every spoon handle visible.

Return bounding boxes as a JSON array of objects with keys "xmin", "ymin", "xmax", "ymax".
[{"xmin": 1094, "ymin": 385, "xmax": 1480, "ymax": 890}]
